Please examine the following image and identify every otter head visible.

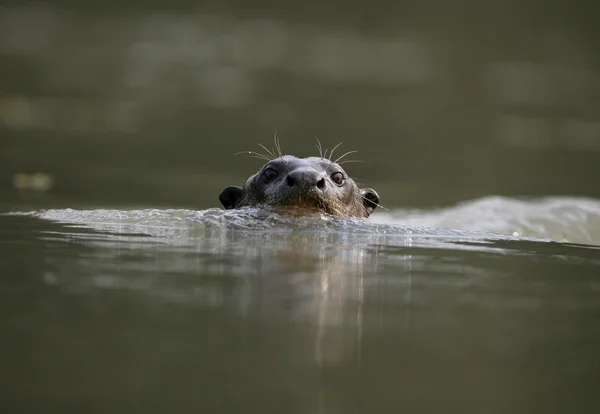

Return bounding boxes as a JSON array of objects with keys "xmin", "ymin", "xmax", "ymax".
[{"xmin": 219, "ymin": 155, "xmax": 379, "ymax": 218}]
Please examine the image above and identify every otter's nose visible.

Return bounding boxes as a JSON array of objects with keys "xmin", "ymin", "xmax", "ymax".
[{"xmin": 286, "ymin": 168, "xmax": 326, "ymax": 190}]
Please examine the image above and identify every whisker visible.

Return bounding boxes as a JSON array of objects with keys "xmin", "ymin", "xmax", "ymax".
[
  {"xmin": 323, "ymin": 148, "xmax": 330, "ymax": 159},
  {"xmin": 234, "ymin": 151, "xmax": 273, "ymax": 161},
  {"xmin": 314, "ymin": 137, "xmax": 324, "ymax": 158},
  {"xmin": 257, "ymin": 143, "xmax": 276, "ymax": 160},
  {"xmin": 338, "ymin": 159, "xmax": 363, "ymax": 165},
  {"xmin": 248, "ymin": 154, "xmax": 273, "ymax": 161},
  {"xmin": 328, "ymin": 142, "xmax": 344, "ymax": 161},
  {"xmin": 334, "ymin": 150, "xmax": 358, "ymax": 163},
  {"xmin": 360, "ymin": 194, "xmax": 388, "ymax": 211},
  {"xmin": 273, "ymin": 131, "xmax": 283, "ymax": 157}
]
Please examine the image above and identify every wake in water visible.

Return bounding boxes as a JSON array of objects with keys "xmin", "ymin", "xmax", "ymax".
[
  {"xmin": 373, "ymin": 196, "xmax": 600, "ymax": 245},
  {"xmin": 5, "ymin": 196, "xmax": 600, "ymax": 246}
]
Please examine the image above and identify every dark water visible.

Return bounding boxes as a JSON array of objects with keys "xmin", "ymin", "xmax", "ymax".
[{"xmin": 2, "ymin": 208, "xmax": 600, "ymax": 413}]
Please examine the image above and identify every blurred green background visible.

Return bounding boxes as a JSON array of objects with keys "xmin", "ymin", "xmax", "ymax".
[{"xmin": 1, "ymin": 0, "xmax": 599, "ymax": 210}]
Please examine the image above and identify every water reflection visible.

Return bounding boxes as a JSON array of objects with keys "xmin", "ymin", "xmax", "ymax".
[{"xmin": 2, "ymin": 212, "xmax": 600, "ymax": 413}]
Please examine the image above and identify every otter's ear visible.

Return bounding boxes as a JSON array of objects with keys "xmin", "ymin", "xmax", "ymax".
[
  {"xmin": 219, "ymin": 186, "xmax": 243, "ymax": 210},
  {"xmin": 360, "ymin": 188, "xmax": 380, "ymax": 217}
]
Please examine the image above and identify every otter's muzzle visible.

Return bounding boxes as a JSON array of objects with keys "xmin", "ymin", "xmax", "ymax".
[{"xmin": 285, "ymin": 168, "xmax": 326, "ymax": 192}]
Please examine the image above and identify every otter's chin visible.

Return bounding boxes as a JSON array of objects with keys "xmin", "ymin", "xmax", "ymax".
[
  {"xmin": 273, "ymin": 193, "xmax": 336, "ymax": 216},
  {"xmin": 274, "ymin": 206, "xmax": 327, "ymax": 217}
]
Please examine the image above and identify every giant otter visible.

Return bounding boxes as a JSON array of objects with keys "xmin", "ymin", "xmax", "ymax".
[{"xmin": 219, "ymin": 155, "xmax": 380, "ymax": 218}]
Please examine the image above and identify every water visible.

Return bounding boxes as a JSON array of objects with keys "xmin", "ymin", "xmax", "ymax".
[
  {"xmin": 2, "ymin": 197, "xmax": 600, "ymax": 413},
  {"xmin": 2, "ymin": 2, "xmax": 600, "ymax": 412}
]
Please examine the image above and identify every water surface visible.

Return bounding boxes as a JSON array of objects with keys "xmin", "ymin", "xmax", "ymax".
[{"xmin": 2, "ymin": 199, "xmax": 600, "ymax": 413}]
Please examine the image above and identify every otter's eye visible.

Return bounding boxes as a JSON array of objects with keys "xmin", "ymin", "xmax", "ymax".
[
  {"xmin": 263, "ymin": 168, "xmax": 279, "ymax": 183},
  {"xmin": 331, "ymin": 172, "xmax": 345, "ymax": 186}
]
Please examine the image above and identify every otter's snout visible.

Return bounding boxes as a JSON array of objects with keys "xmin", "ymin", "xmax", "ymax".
[{"xmin": 286, "ymin": 168, "xmax": 326, "ymax": 191}]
